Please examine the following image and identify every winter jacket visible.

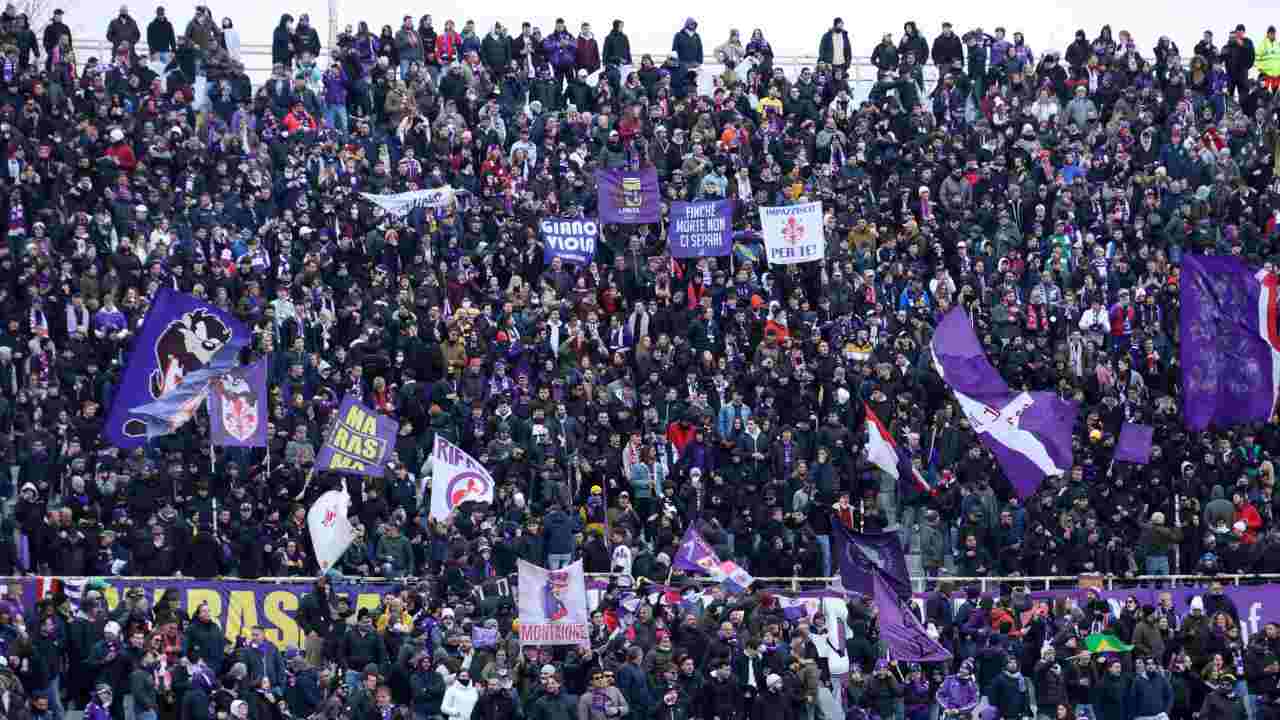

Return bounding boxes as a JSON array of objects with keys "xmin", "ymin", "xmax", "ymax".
[
  {"xmin": 1128, "ymin": 672, "xmax": 1173, "ymax": 718},
  {"xmin": 818, "ymin": 29, "xmax": 852, "ymax": 67},
  {"xmin": 146, "ymin": 17, "xmax": 176, "ymax": 54},
  {"xmin": 1259, "ymin": 36, "xmax": 1280, "ymax": 77},
  {"xmin": 603, "ymin": 30, "xmax": 631, "ymax": 66},
  {"xmin": 936, "ymin": 675, "xmax": 978, "ymax": 712},
  {"xmin": 184, "ymin": 618, "xmax": 225, "ymax": 670},
  {"xmin": 672, "ymin": 30, "xmax": 703, "ymax": 65}
]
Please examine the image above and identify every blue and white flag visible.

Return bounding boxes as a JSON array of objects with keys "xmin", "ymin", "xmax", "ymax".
[{"xmin": 930, "ymin": 308, "xmax": 1078, "ymax": 497}]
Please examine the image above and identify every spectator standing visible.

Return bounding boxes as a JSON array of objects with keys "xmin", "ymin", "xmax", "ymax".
[
  {"xmin": 146, "ymin": 7, "xmax": 176, "ymax": 64},
  {"xmin": 818, "ymin": 18, "xmax": 852, "ymax": 73}
]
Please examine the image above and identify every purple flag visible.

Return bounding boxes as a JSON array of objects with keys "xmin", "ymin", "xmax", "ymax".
[
  {"xmin": 314, "ymin": 394, "xmax": 400, "ymax": 477},
  {"xmin": 832, "ymin": 523, "xmax": 911, "ymax": 599},
  {"xmin": 596, "ymin": 167, "xmax": 660, "ymax": 224},
  {"xmin": 673, "ymin": 525, "xmax": 722, "ymax": 575},
  {"xmin": 208, "ymin": 357, "xmax": 269, "ymax": 447},
  {"xmin": 104, "ymin": 288, "xmax": 250, "ymax": 449},
  {"xmin": 668, "ymin": 200, "xmax": 733, "ymax": 258},
  {"xmin": 872, "ymin": 567, "xmax": 951, "ymax": 663},
  {"xmin": 930, "ymin": 308, "xmax": 1078, "ymax": 497},
  {"xmin": 1180, "ymin": 255, "xmax": 1280, "ymax": 430},
  {"xmin": 1114, "ymin": 423, "xmax": 1154, "ymax": 465}
]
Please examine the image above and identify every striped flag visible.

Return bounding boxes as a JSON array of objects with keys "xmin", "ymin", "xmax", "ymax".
[
  {"xmin": 865, "ymin": 404, "xmax": 931, "ymax": 494},
  {"xmin": 34, "ymin": 577, "xmax": 86, "ymax": 608}
]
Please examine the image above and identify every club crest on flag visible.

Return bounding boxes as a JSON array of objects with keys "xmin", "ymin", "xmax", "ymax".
[
  {"xmin": 783, "ymin": 216, "xmax": 805, "ymax": 244},
  {"xmin": 447, "ymin": 472, "xmax": 492, "ymax": 509},
  {"xmin": 211, "ymin": 371, "xmax": 260, "ymax": 442}
]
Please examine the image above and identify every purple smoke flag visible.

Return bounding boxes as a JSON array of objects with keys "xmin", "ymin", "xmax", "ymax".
[
  {"xmin": 1180, "ymin": 255, "xmax": 1280, "ymax": 430},
  {"xmin": 1114, "ymin": 423, "xmax": 1154, "ymax": 465},
  {"xmin": 208, "ymin": 357, "xmax": 269, "ymax": 447},
  {"xmin": 315, "ymin": 394, "xmax": 400, "ymax": 477},
  {"xmin": 105, "ymin": 288, "xmax": 250, "ymax": 448},
  {"xmin": 872, "ymin": 567, "xmax": 952, "ymax": 663},
  {"xmin": 668, "ymin": 200, "xmax": 733, "ymax": 258},
  {"xmin": 832, "ymin": 523, "xmax": 911, "ymax": 599},
  {"xmin": 930, "ymin": 308, "xmax": 1078, "ymax": 497},
  {"xmin": 673, "ymin": 525, "xmax": 722, "ymax": 575},
  {"xmin": 596, "ymin": 167, "xmax": 661, "ymax": 224}
]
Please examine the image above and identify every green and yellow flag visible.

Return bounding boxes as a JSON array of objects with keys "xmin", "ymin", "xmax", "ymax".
[{"xmin": 1085, "ymin": 633, "xmax": 1134, "ymax": 653}]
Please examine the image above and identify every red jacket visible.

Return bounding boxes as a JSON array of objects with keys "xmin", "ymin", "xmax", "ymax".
[
  {"xmin": 283, "ymin": 110, "xmax": 317, "ymax": 134},
  {"xmin": 104, "ymin": 143, "xmax": 137, "ymax": 172},
  {"xmin": 1235, "ymin": 503, "xmax": 1262, "ymax": 544},
  {"xmin": 436, "ymin": 31, "xmax": 461, "ymax": 62}
]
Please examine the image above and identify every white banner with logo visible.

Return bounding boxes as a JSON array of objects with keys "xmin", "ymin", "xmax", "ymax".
[
  {"xmin": 359, "ymin": 188, "xmax": 456, "ymax": 217},
  {"xmin": 307, "ymin": 489, "xmax": 355, "ymax": 572},
  {"xmin": 759, "ymin": 201, "xmax": 826, "ymax": 265},
  {"xmin": 429, "ymin": 436, "xmax": 496, "ymax": 520},
  {"xmin": 517, "ymin": 559, "xmax": 590, "ymax": 645}
]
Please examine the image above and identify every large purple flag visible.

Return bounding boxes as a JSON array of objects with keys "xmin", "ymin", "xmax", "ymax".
[
  {"xmin": 832, "ymin": 523, "xmax": 911, "ymax": 599},
  {"xmin": 930, "ymin": 308, "xmax": 1078, "ymax": 497},
  {"xmin": 314, "ymin": 394, "xmax": 400, "ymax": 476},
  {"xmin": 1114, "ymin": 422, "xmax": 1154, "ymax": 464},
  {"xmin": 872, "ymin": 567, "xmax": 951, "ymax": 662},
  {"xmin": 673, "ymin": 525, "xmax": 722, "ymax": 575},
  {"xmin": 596, "ymin": 167, "xmax": 660, "ymax": 224},
  {"xmin": 1180, "ymin": 255, "xmax": 1280, "ymax": 430},
  {"xmin": 104, "ymin": 289, "xmax": 250, "ymax": 449},
  {"xmin": 208, "ymin": 356, "xmax": 269, "ymax": 447}
]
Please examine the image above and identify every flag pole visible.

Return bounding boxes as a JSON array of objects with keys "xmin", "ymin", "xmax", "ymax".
[{"xmin": 1173, "ymin": 494, "xmax": 1181, "ymax": 574}]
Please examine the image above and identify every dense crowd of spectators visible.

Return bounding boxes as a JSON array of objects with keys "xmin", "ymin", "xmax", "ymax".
[{"xmin": 0, "ymin": 5, "xmax": 1275, "ymax": 720}]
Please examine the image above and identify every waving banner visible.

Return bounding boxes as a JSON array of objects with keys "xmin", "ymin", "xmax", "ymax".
[
  {"xmin": 517, "ymin": 560, "xmax": 589, "ymax": 645},
  {"xmin": 315, "ymin": 395, "xmax": 399, "ymax": 476},
  {"xmin": 208, "ymin": 356, "xmax": 269, "ymax": 447},
  {"xmin": 1180, "ymin": 255, "xmax": 1280, "ymax": 430},
  {"xmin": 307, "ymin": 489, "xmax": 355, "ymax": 572},
  {"xmin": 931, "ymin": 308, "xmax": 1078, "ymax": 497},
  {"xmin": 429, "ymin": 436, "xmax": 495, "ymax": 520},
  {"xmin": 105, "ymin": 288, "xmax": 251, "ymax": 449},
  {"xmin": 359, "ymin": 188, "xmax": 456, "ymax": 216}
]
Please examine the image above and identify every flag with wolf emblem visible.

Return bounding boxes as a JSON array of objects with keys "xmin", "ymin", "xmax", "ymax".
[
  {"xmin": 104, "ymin": 289, "xmax": 250, "ymax": 449},
  {"xmin": 208, "ymin": 356, "xmax": 268, "ymax": 447}
]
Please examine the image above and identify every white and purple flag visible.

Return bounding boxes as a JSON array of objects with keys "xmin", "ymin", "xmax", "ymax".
[{"xmin": 930, "ymin": 308, "xmax": 1078, "ymax": 498}]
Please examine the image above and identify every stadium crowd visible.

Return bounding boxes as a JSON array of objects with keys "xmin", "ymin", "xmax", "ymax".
[{"xmin": 0, "ymin": 4, "xmax": 1276, "ymax": 720}]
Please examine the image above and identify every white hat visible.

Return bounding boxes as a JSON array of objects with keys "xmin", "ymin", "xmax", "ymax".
[
  {"xmin": 766, "ymin": 674, "xmax": 783, "ymax": 688},
  {"xmin": 104, "ymin": 621, "xmax": 121, "ymax": 636},
  {"xmin": 1190, "ymin": 596, "xmax": 1205, "ymax": 611},
  {"xmin": 109, "ymin": 128, "xmax": 124, "ymax": 142}
]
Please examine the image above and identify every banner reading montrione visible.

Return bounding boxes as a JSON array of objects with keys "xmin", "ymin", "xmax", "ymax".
[
  {"xmin": 541, "ymin": 218, "xmax": 598, "ymax": 265},
  {"xmin": 517, "ymin": 559, "xmax": 589, "ymax": 645},
  {"xmin": 668, "ymin": 200, "xmax": 733, "ymax": 258},
  {"xmin": 315, "ymin": 394, "xmax": 400, "ymax": 476},
  {"xmin": 759, "ymin": 201, "xmax": 825, "ymax": 265},
  {"xmin": 429, "ymin": 436, "xmax": 496, "ymax": 520}
]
